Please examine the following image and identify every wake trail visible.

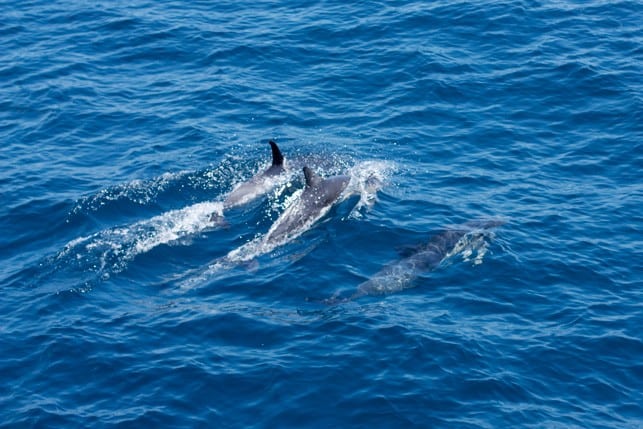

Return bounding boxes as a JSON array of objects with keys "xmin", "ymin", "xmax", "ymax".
[{"xmin": 49, "ymin": 201, "xmax": 224, "ymax": 288}]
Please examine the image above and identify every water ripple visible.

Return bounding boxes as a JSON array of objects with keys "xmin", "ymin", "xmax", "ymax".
[{"xmin": 1, "ymin": 0, "xmax": 642, "ymax": 427}]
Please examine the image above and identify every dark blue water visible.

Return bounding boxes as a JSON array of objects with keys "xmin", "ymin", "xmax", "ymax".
[{"xmin": 2, "ymin": 1, "xmax": 642, "ymax": 427}]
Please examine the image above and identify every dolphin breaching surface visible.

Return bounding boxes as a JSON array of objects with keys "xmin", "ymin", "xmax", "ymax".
[
  {"xmin": 166, "ymin": 140, "xmax": 503, "ymax": 297},
  {"xmin": 45, "ymin": 140, "xmax": 504, "ymax": 298},
  {"xmin": 209, "ymin": 140, "xmax": 287, "ymax": 224}
]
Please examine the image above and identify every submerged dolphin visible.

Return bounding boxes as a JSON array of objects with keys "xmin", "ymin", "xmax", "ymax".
[
  {"xmin": 263, "ymin": 166, "xmax": 350, "ymax": 245},
  {"xmin": 223, "ymin": 140, "xmax": 285, "ymax": 209},
  {"xmin": 326, "ymin": 220, "xmax": 504, "ymax": 303}
]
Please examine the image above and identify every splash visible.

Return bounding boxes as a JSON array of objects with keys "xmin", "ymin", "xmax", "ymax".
[
  {"xmin": 445, "ymin": 228, "xmax": 494, "ymax": 266},
  {"xmin": 68, "ymin": 161, "xmax": 240, "ymax": 219},
  {"xmin": 132, "ymin": 201, "xmax": 224, "ymax": 253},
  {"xmin": 70, "ymin": 171, "xmax": 191, "ymax": 215},
  {"xmin": 55, "ymin": 157, "xmax": 396, "ymax": 291},
  {"xmin": 344, "ymin": 160, "xmax": 397, "ymax": 218},
  {"xmin": 55, "ymin": 201, "xmax": 224, "ymax": 282}
]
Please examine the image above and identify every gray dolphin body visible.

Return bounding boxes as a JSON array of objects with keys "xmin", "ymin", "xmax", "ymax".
[
  {"xmin": 264, "ymin": 166, "xmax": 350, "ymax": 245},
  {"xmin": 223, "ymin": 140, "xmax": 286, "ymax": 209},
  {"xmin": 328, "ymin": 220, "xmax": 504, "ymax": 303}
]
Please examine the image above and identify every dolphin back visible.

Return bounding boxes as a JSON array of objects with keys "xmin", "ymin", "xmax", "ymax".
[
  {"xmin": 321, "ymin": 174, "xmax": 350, "ymax": 202},
  {"xmin": 264, "ymin": 167, "xmax": 350, "ymax": 245},
  {"xmin": 303, "ymin": 167, "xmax": 350, "ymax": 207}
]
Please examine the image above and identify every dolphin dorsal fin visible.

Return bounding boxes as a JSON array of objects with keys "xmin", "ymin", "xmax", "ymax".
[
  {"xmin": 303, "ymin": 166, "xmax": 321, "ymax": 188},
  {"xmin": 269, "ymin": 140, "xmax": 284, "ymax": 166}
]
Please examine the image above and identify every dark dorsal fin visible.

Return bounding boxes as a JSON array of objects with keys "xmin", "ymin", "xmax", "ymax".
[
  {"xmin": 303, "ymin": 166, "xmax": 321, "ymax": 188},
  {"xmin": 269, "ymin": 140, "xmax": 284, "ymax": 166}
]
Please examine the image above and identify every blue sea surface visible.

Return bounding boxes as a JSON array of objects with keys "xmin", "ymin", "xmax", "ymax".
[{"xmin": 1, "ymin": 0, "xmax": 642, "ymax": 427}]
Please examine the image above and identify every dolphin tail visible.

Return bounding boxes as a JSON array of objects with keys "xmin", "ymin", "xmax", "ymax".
[{"xmin": 269, "ymin": 140, "xmax": 284, "ymax": 166}]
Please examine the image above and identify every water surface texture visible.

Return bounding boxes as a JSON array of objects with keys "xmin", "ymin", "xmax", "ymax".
[{"xmin": 2, "ymin": 1, "xmax": 642, "ymax": 427}]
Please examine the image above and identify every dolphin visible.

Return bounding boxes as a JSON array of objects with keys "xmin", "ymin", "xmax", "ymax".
[
  {"xmin": 223, "ymin": 140, "xmax": 285, "ymax": 209},
  {"xmin": 210, "ymin": 140, "xmax": 286, "ymax": 223},
  {"xmin": 263, "ymin": 166, "xmax": 350, "ymax": 245},
  {"xmin": 325, "ymin": 220, "xmax": 504, "ymax": 303}
]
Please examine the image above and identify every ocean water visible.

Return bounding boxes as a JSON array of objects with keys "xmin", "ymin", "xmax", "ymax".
[{"xmin": 1, "ymin": 0, "xmax": 642, "ymax": 427}]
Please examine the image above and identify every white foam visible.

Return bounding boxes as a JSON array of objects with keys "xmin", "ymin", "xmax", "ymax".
[
  {"xmin": 71, "ymin": 171, "xmax": 190, "ymax": 214},
  {"xmin": 57, "ymin": 201, "xmax": 224, "ymax": 277},
  {"xmin": 446, "ymin": 230, "xmax": 494, "ymax": 266},
  {"xmin": 344, "ymin": 160, "xmax": 396, "ymax": 218},
  {"xmin": 133, "ymin": 201, "xmax": 223, "ymax": 253}
]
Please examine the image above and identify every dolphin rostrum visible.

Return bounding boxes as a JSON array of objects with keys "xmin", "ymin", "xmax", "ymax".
[
  {"xmin": 263, "ymin": 166, "xmax": 350, "ymax": 245},
  {"xmin": 325, "ymin": 220, "xmax": 504, "ymax": 303}
]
